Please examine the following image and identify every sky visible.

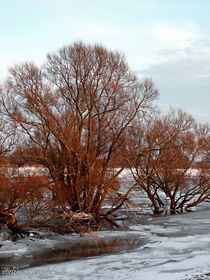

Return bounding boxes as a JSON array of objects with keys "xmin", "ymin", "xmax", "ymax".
[{"xmin": 0, "ymin": 0, "xmax": 210, "ymax": 123}]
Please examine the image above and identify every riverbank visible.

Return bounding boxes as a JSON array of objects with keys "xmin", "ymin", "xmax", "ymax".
[{"xmin": 0, "ymin": 205, "xmax": 210, "ymax": 280}]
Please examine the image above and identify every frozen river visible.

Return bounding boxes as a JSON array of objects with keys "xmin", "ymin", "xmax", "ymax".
[{"xmin": 0, "ymin": 203, "xmax": 210, "ymax": 280}]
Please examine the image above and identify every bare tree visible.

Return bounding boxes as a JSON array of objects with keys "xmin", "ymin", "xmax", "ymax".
[
  {"xmin": 130, "ymin": 109, "xmax": 210, "ymax": 215},
  {"xmin": 0, "ymin": 100, "xmax": 15, "ymax": 163},
  {"xmin": 0, "ymin": 104, "xmax": 51, "ymax": 235},
  {"xmin": 1, "ymin": 42, "xmax": 158, "ymax": 217},
  {"xmin": 0, "ymin": 167, "xmax": 53, "ymax": 235}
]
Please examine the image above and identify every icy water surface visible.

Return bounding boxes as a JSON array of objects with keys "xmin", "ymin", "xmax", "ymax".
[{"xmin": 0, "ymin": 204, "xmax": 210, "ymax": 280}]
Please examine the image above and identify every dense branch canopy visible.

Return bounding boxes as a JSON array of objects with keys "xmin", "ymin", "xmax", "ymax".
[{"xmin": 0, "ymin": 41, "xmax": 159, "ymax": 215}]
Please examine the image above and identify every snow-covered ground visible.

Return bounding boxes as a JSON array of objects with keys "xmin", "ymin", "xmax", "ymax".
[
  {"xmin": 0, "ymin": 167, "xmax": 209, "ymax": 280},
  {"xmin": 0, "ymin": 205, "xmax": 210, "ymax": 280}
]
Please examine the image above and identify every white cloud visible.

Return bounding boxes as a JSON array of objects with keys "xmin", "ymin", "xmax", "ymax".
[
  {"xmin": 139, "ymin": 42, "xmax": 210, "ymax": 123},
  {"xmin": 151, "ymin": 22, "xmax": 198, "ymax": 49}
]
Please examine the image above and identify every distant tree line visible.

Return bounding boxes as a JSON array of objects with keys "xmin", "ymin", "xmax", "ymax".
[{"xmin": 0, "ymin": 42, "xmax": 209, "ymax": 236}]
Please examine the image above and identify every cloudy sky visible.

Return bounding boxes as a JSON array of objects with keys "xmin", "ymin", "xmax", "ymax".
[{"xmin": 1, "ymin": 0, "xmax": 210, "ymax": 122}]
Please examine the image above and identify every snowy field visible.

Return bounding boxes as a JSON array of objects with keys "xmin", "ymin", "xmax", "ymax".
[
  {"xmin": 0, "ymin": 168, "xmax": 209, "ymax": 280},
  {"xmin": 0, "ymin": 205, "xmax": 210, "ymax": 280}
]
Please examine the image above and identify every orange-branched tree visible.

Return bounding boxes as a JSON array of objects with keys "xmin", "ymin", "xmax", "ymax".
[
  {"xmin": 0, "ymin": 166, "xmax": 52, "ymax": 236},
  {"xmin": 0, "ymin": 42, "xmax": 158, "ymax": 217},
  {"xmin": 129, "ymin": 109, "xmax": 210, "ymax": 215}
]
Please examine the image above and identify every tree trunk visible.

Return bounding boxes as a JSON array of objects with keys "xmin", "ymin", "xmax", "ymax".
[{"xmin": 0, "ymin": 212, "xmax": 27, "ymax": 237}]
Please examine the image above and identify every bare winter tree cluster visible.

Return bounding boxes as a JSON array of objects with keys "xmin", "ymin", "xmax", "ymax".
[
  {"xmin": 129, "ymin": 109, "xmax": 210, "ymax": 214},
  {"xmin": 0, "ymin": 42, "xmax": 209, "ymax": 235}
]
